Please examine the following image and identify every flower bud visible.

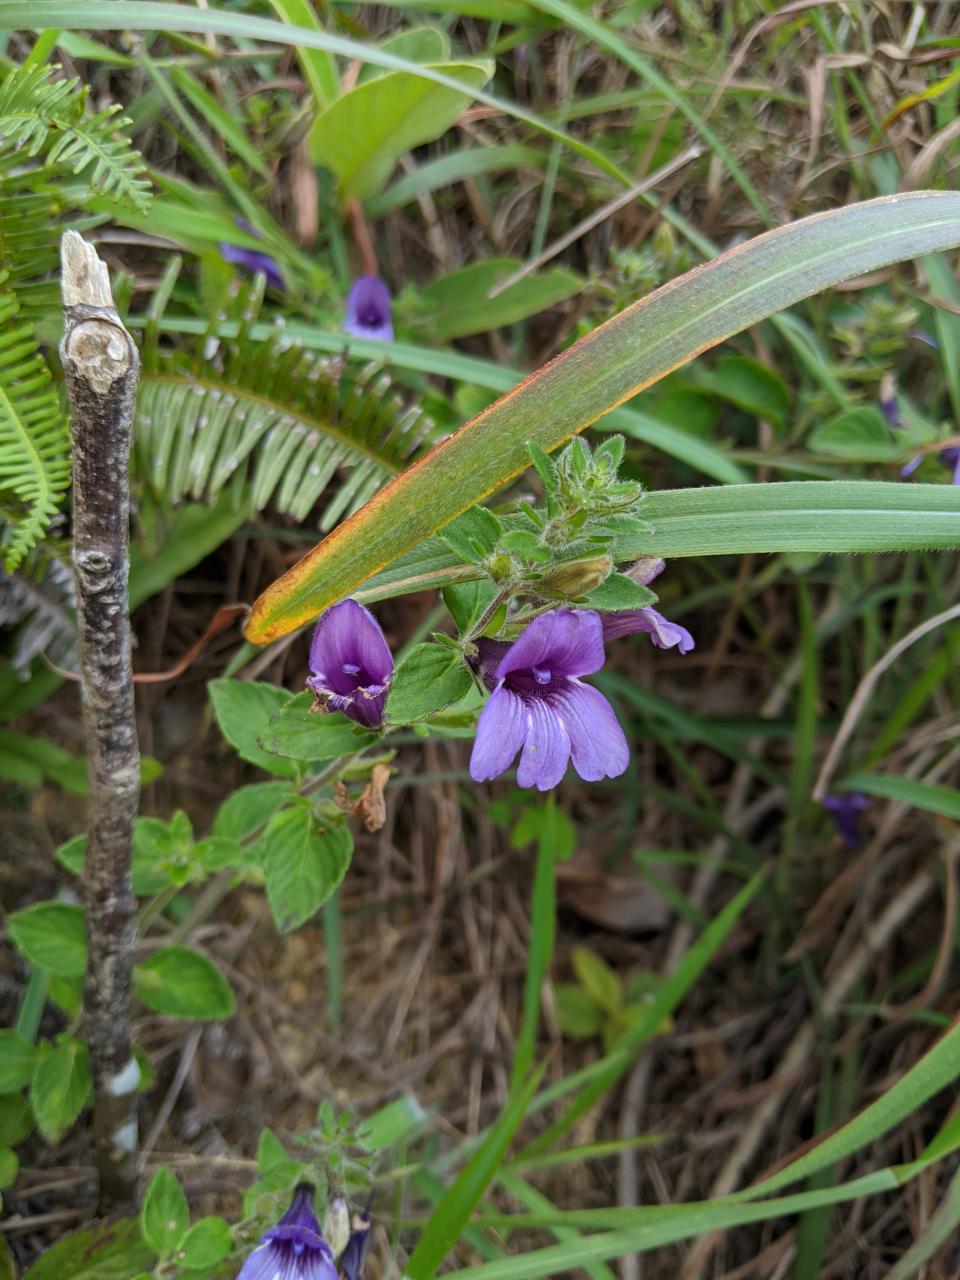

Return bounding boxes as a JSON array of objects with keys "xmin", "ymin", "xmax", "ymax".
[
  {"xmin": 625, "ymin": 557, "xmax": 665, "ymax": 587},
  {"xmin": 323, "ymin": 1195, "xmax": 351, "ymax": 1259},
  {"xmin": 540, "ymin": 555, "xmax": 613, "ymax": 598}
]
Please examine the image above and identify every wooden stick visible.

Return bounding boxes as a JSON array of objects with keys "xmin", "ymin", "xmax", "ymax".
[{"xmin": 59, "ymin": 231, "xmax": 142, "ymax": 1210}]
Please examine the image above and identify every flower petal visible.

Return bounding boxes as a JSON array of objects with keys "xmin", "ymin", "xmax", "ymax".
[
  {"xmin": 470, "ymin": 686, "xmax": 526, "ymax": 782},
  {"xmin": 345, "ymin": 276, "xmax": 394, "ymax": 342},
  {"xmin": 309, "ymin": 599, "xmax": 393, "ymax": 692},
  {"xmin": 497, "ymin": 609, "xmax": 605, "ymax": 682},
  {"xmin": 219, "ymin": 241, "xmax": 283, "ymax": 290},
  {"xmin": 554, "ymin": 680, "xmax": 629, "ymax": 782},
  {"xmin": 601, "ymin": 606, "xmax": 694, "ymax": 653},
  {"xmin": 515, "ymin": 695, "xmax": 572, "ymax": 791}
]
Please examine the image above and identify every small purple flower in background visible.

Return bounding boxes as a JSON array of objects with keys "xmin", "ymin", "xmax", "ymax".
[
  {"xmin": 600, "ymin": 557, "xmax": 695, "ymax": 654},
  {"xmin": 822, "ymin": 792, "xmax": 870, "ymax": 848},
  {"xmin": 939, "ymin": 445, "xmax": 960, "ymax": 484},
  {"xmin": 879, "ymin": 373, "xmax": 900, "ymax": 427},
  {"xmin": 901, "ymin": 444, "xmax": 960, "ymax": 484},
  {"xmin": 307, "ymin": 599, "xmax": 392, "ymax": 729},
  {"xmin": 344, "ymin": 276, "xmax": 394, "ymax": 342},
  {"xmin": 469, "ymin": 609, "xmax": 629, "ymax": 792},
  {"xmin": 220, "ymin": 219, "xmax": 283, "ymax": 290},
  {"xmin": 236, "ymin": 1184, "xmax": 337, "ymax": 1280},
  {"xmin": 340, "ymin": 1212, "xmax": 371, "ymax": 1280}
]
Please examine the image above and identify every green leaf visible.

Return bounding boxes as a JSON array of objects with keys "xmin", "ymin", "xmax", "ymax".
[
  {"xmin": 0, "ymin": 1095, "xmax": 31, "ymax": 1147},
  {"xmin": 48, "ymin": 975, "xmax": 84, "ymax": 1019},
  {"xmin": 572, "ymin": 949, "xmax": 623, "ymax": 1016},
  {"xmin": 133, "ymin": 947, "xmax": 236, "ymax": 1020},
  {"xmin": 809, "ymin": 407, "xmax": 899, "ymax": 461},
  {"xmin": 256, "ymin": 1127, "xmax": 291, "ymax": 1173},
  {"xmin": 0, "ymin": 1030, "xmax": 38, "ymax": 1093},
  {"xmin": 0, "ymin": 1147, "xmax": 18, "ymax": 1189},
  {"xmin": 510, "ymin": 804, "xmax": 576, "ymax": 860},
  {"xmin": 8, "ymin": 903, "xmax": 87, "ymax": 976},
  {"xmin": 177, "ymin": 1216, "xmax": 233, "ymax": 1270},
  {"xmin": 358, "ymin": 26, "xmax": 450, "ymax": 82},
  {"xmin": 259, "ymin": 808, "xmax": 353, "ymax": 933},
  {"xmin": 839, "ymin": 772, "xmax": 960, "ymax": 823},
  {"xmin": 700, "ymin": 354, "xmax": 790, "ymax": 427},
  {"xmin": 212, "ymin": 781, "xmax": 293, "ymax": 840},
  {"xmin": 309, "ymin": 60, "xmax": 493, "ymax": 200},
  {"xmin": 416, "ymin": 258, "xmax": 583, "ymax": 340},
  {"xmin": 208, "ymin": 679, "xmax": 299, "ymax": 778},
  {"xmin": 385, "ymin": 644, "xmax": 474, "ymax": 725},
  {"xmin": 554, "ymin": 984, "xmax": 604, "ymax": 1039},
  {"xmin": 29, "ymin": 1037, "xmax": 91, "ymax": 1142},
  {"xmin": 21, "ymin": 1218, "xmax": 154, "ymax": 1280},
  {"xmin": 440, "ymin": 506, "xmax": 502, "ymax": 566},
  {"xmin": 140, "ymin": 1167, "xmax": 189, "ymax": 1259},
  {"xmin": 258, "ymin": 693, "xmax": 379, "ymax": 761},
  {"xmin": 583, "ymin": 573, "xmax": 657, "ymax": 612},
  {"xmin": 356, "ymin": 1095, "xmax": 430, "ymax": 1151},
  {"xmin": 443, "ymin": 578, "xmax": 498, "ymax": 634},
  {"xmin": 245, "ymin": 192, "xmax": 960, "ymax": 641},
  {"xmin": 193, "ymin": 836, "xmax": 246, "ymax": 871}
]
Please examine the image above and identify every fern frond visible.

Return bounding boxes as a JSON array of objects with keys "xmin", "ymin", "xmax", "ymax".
[
  {"xmin": 0, "ymin": 63, "xmax": 151, "ymax": 211},
  {"xmin": 0, "ymin": 281, "xmax": 71, "ymax": 571},
  {"xmin": 135, "ymin": 325, "xmax": 435, "ymax": 529},
  {"xmin": 0, "ymin": 555, "xmax": 77, "ymax": 674}
]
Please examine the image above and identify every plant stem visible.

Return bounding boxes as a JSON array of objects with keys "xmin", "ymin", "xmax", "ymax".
[{"xmin": 60, "ymin": 231, "xmax": 142, "ymax": 1212}]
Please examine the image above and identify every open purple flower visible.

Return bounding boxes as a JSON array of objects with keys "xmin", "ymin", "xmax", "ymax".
[
  {"xmin": 307, "ymin": 599, "xmax": 392, "ymax": 729},
  {"xmin": 344, "ymin": 276, "xmax": 393, "ymax": 342},
  {"xmin": 599, "ymin": 557, "xmax": 695, "ymax": 653},
  {"xmin": 340, "ymin": 1213, "xmax": 371, "ymax": 1280},
  {"xmin": 220, "ymin": 219, "xmax": 283, "ymax": 290},
  {"xmin": 822, "ymin": 792, "xmax": 870, "ymax": 848},
  {"xmin": 236, "ymin": 1184, "xmax": 337, "ymax": 1280},
  {"xmin": 469, "ymin": 609, "xmax": 629, "ymax": 792}
]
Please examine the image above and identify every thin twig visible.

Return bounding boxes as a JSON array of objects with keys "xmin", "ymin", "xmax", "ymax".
[{"xmin": 60, "ymin": 231, "xmax": 142, "ymax": 1211}]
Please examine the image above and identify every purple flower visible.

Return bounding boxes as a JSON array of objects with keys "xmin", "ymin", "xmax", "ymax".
[
  {"xmin": 600, "ymin": 608, "xmax": 695, "ymax": 653},
  {"xmin": 306, "ymin": 599, "xmax": 392, "ymax": 729},
  {"xmin": 822, "ymin": 792, "xmax": 870, "ymax": 848},
  {"xmin": 344, "ymin": 276, "xmax": 393, "ymax": 342},
  {"xmin": 340, "ymin": 1213, "xmax": 371, "ymax": 1280},
  {"xmin": 220, "ymin": 220, "xmax": 283, "ymax": 290},
  {"xmin": 598, "ymin": 557, "xmax": 695, "ymax": 653},
  {"xmin": 236, "ymin": 1184, "xmax": 337, "ymax": 1280},
  {"xmin": 469, "ymin": 609, "xmax": 629, "ymax": 792},
  {"xmin": 940, "ymin": 446, "xmax": 960, "ymax": 484}
]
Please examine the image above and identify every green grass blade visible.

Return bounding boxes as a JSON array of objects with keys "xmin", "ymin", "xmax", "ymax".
[
  {"xmin": 404, "ymin": 1064, "xmax": 545, "ymax": 1280},
  {"xmin": 522, "ymin": 0, "xmax": 772, "ymax": 224},
  {"xmin": 242, "ymin": 192, "xmax": 960, "ymax": 641},
  {"xmin": 519, "ymin": 869, "xmax": 765, "ymax": 1158},
  {"xmin": 839, "ymin": 772, "xmax": 960, "ymax": 822},
  {"xmin": 640, "ymin": 482, "xmax": 960, "ymax": 556}
]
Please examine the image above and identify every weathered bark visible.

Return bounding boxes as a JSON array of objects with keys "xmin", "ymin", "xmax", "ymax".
[{"xmin": 60, "ymin": 232, "xmax": 142, "ymax": 1210}]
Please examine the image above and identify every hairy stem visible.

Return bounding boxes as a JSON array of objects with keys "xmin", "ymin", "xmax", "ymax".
[{"xmin": 60, "ymin": 231, "xmax": 142, "ymax": 1211}]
